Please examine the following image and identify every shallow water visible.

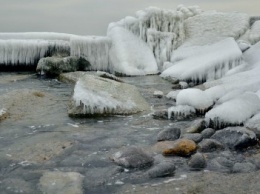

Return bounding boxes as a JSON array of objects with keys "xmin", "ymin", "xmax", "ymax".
[{"xmin": 0, "ymin": 72, "xmax": 259, "ymax": 194}]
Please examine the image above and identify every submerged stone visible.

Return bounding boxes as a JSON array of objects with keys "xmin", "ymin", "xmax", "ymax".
[
  {"xmin": 188, "ymin": 153, "xmax": 207, "ymax": 170},
  {"xmin": 157, "ymin": 127, "xmax": 181, "ymax": 141},
  {"xmin": 110, "ymin": 146, "xmax": 154, "ymax": 168},
  {"xmin": 198, "ymin": 139, "xmax": 225, "ymax": 152},
  {"xmin": 147, "ymin": 161, "xmax": 176, "ymax": 178}
]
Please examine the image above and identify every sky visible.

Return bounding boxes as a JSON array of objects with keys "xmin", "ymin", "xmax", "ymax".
[{"xmin": 0, "ymin": 0, "xmax": 259, "ymax": 36}]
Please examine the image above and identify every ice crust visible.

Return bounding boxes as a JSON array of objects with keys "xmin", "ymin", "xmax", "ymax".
[
  {"xmin": 161, "ymin": 38, "xmax": 242, "ymax": 83},
  {"xmin": 108, "ymin": 26, "xmax": 158, "ymax": 76},
  {"xmin": 168, "ymin": 105, "xmax": 195, "ymax": 119},
  {"xmin": 70, "ymin": 36, "xmax": 111, "ymax": 71}
]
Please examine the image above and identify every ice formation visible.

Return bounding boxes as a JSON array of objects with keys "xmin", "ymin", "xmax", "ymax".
[
  {"xmin": 244, "ymin": 112, "xmax": 260, "ymax": 130},
  {"xmin": 161, "ymin": 38, "xmax": 242, "ymax": 83},
  {"xmin": 205, "ymin": 93, "xmax": 260, "ymax": 128},
  {"xmin": 166, "ymin": 90, "xmax": 181, "ymax": 100},
  {"xmin": 109, "ymin": 5, "xmax": 202, "ymax": 68},
  {"xmin": 70, "ymin": 36, "xmax": 112, "ymax": 71},
  {"xmin": 0, "ymin": 39, "xmax": 69, "ymax": 66},
  {"xmin": 176, "ymin": 89, "xmax": 213, "ymax": 112},
  {"xmin": 183, "ymin": 11, "xmax": 249, "ymax": 47},
  {"xmin": 167, "ymin": 105, "xmax": 195, "ymax": 119},
  {"xmin": 239, "ymin": 21, "xmax": 260, "ymax": 45},
  {"xmin": 108, "ymin": 26, "xmax": 158, "ymax": 76}
]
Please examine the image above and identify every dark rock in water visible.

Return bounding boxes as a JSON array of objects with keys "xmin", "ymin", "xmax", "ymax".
[
  {"xmin": 232, "ymin": 162, "xmax": 256, "ymax": 173},
  {"xmin": 162, "ymin": 139, "xmax": 197, "ymax": 157},
  {"xmin": 211, "ymin": 127, "xmax": 257, "ymax": 150},
  {"xmin": 36, "ymin": 56, "xmax": 91, "ymax": 76},
  {"xmin": 152, "ymin": 109, "xmax": 168, "ymax": 120},
  {"xmin": 157, "ymin": 127, "xmax": 181, "ymax": 141},
  {"xmin": 184, "ymin": 119, "xmax": 206, "ymax": 133},
  {"xmin": 96, "ymin": 71, "xmax": 123, "ymax": 82},
  {"xmin": 110, "ymin": 146, "xmax": 154, "ymax": 168},
  {"xmin": 201, "ymin": 128, "xmax": 215, "ymax": 138},
  {"xmin": 147, "ymin": 161, "xmax": 176, "ymax": 178},
  {"xmin": 172, "ymin": 84, "xmax": 181, "ymax": 89},
  {"xmin": 198, "ymin": 139, "xmax": 225, "ymax": 152},
  {"xmin": 188, "ymin": 153, "xmax": 207, "ymax": 170},
  {"xmin": 207, "ymin": 157, "xmax": 234, "ymax": 173},
  {"xmin": 181, "ymin": 133, "xmax": 203, "ymax": 143}
]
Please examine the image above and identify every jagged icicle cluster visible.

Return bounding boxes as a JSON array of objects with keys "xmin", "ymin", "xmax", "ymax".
[
  {"xmin": 0, "ymin": 39, "xmax": 69, "ymax": 66},
  {"xmin": 70, "ymin": 36, "xmax": 112, "ymax": 71}
]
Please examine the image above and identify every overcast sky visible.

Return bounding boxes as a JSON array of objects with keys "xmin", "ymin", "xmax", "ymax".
[{"xmin": 1, "ymin": 0, "xmax": 259, "ymax": 35}]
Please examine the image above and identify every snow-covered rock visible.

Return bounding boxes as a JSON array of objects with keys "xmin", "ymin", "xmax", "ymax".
[
  {"xmin": 0, "ymin": 108, "xmax": 8, "ymax": 121},
  {"xmin": 167, "ymin": 105, "xmax": 196, "ymax": 120},
  {"xmin": 206, "ymin": 93, "xmax": 260, "ymax": 129},
  {"xmin": 166, "ymin": 90, "xmax": 181, "ymax": 100},
  {"xmin": 239, "ymin": 21, "xmax": 260, "ymax": 45},
  {"xmin": 36, "ymin": 56, "xmax": 90, "ymax": 76},
  {"xmin": 161, "ymin": 38, "xmax": 242, "ymax": 83},
  {"xmin": 153, "ymin": 90, "xmax": 164, "ymax": 98},
  {"xmin": 68, "ymin": 74, "xmax": 150, "ymax": 116},
  {"xmin": 244, "ymin": 112, "xmax": 260, "ymax": 138},
  {"xmin": 176, "ymin": 88, "xmax": 214, "ymax": 113},
  {"xmin": 108, "ymin": 26, "xmax": 158, "ymax": 76}
]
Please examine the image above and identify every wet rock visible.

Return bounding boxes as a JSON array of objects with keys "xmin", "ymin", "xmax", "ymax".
[
  {"xmin": 157, "ymin": 127, "xmax": 181, "ymax": 141},
  {"xmin": 232, "ymin": 162, "xmax": 256, "ymax": 173},
  {"xmin": 198, "ymin": 139, "xmax": 225, "ymax": 152},
  {"xmin": 68, "ymin": 75, "xmax": 150, "ymax": 117},
  {"xmin": 185, "ymin": 119, "xmax": 206, "ymax": 133},
  {"xmin": 250, "ymin": 153, "xmax": 260, "ymax": 169},
  {"xmin": 36, "ymin": 56, "xmax": 91, "ymax": 76},
  {"xmin": 207, "ymin": 157, "xmax": 234, "ymax": 172},
  {"xmin": 162, "ymin": 139, "xmax": 197, "ymax": 157},
  {"xmin": 164, "ymin": 76, "xmax": 179, "ymax": 84},
  {"xmin": 188, "ymin": 153, "xmax": 207, "ymax": 170},
  {"xmin": 179, "ymin": 81, "xmax": 188, "ymax": 89},
  {"xmin": 39, "ymin": 171, "xmax": 84, "ymax": 194},
  {"xmin": 0, "ymin": 178, "xmax": 34, "ymax": 194},
  {"xmin": 110, "ymin": 146, "xmax": 154, "ymax": 168},
  {"xmin": 152, "ymin": 141, "xmax": 176, "ymax": 154},
  {"xmin": 172, "ymin": 84, "xmax": 181, "ymax": 89},
  {"xmin": 211, "ymin": 127, "xmax": 257, "ymax": 149},
  {"xmin": 147, "ymin": 161, "xmax": 176, "ymax": 178},
  {"xmin": 201, "ymin": 128, "xmax": 215, "ymax": 138},
  {"xmin": 152, "ymin": 109, "xmax": 168, "ymax": 119},
  {"xmin": 96, "ymin": 71, "xmax": 123, "ymax": 82},
  {"xmin": 153, "ymin": 90, "xmax": 164, "ymax": 98},
  {"xmin": 0, "ymin": 108, "xmax": 8, "ymax": 121},
  {"xmin": 181, "ymin": 133, "xmax": 203, "ymax": 143}
]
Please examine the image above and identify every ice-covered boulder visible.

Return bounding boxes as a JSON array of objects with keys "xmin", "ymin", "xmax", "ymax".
[
  {"xmin": 167, "ymin": 105, "xmax": 196, "ymax": 120},
  {"xmin": 161, "ymin": 38, "xmax": 243, "ymax": 83},
  {"xmin": 36, "ymin": 56, "xmax": 90, "ymax": 76},
  {"xmin": 244, "ymin": 112, "xmax": 260, "ymax": 138},
  {"xmin": 206, "ymin": 92, "xmax": 260, "ymax": 129},
  {"xmin": 108, "ymin": 26, "xmax": 158, "ymax": 76},
  {"xmin": 68, "ymin": 74, "xmax": 150, "ymax": 116},
  {"xmin": 239, "ymin": 20, "xmax": 260, "ymax": 45},
  {"xmin": 176, "ymin": 88, "xmax": 214, "ymax": 113}
]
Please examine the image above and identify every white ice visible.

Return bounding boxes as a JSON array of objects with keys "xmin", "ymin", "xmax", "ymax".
[
  {"xmin": 108, "ymin": 26, "xmax": 158, "ymax": 76},
  {"xmin": 167, "ymin": 105, "xmax": 195, "ymax": 119},
  {"xmin": 161, "ymin": 38, "xmax": 242, "ymax": 83}
]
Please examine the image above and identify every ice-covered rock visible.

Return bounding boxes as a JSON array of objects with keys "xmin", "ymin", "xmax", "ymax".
[
  {"xmin": 108, "ymin": 26, "xmax": 158, "ymax": 76},
  {"xmin": 167, "ymin": 105, "xmax": 196, "ymax": 120},
  {"xmin": 206, "ymin": 93, "xmax": 260, "ymax": 128},
  {"xmin": 110, "ymin": 146, "xmax": 154, "ymax": 168},
  {"xmin": 161, "ymin": 38, "xmax": 243, "ymax": 83},
  {"xmin": 239, "ymin": 21, "xmax": 260, "ymax": 45},
  {"xmin": 70, "ymin": 36, "xmax": 111, "ymax": 72},
  {"xmin": 36, "ymin": 56, "xmax": 90, "ymax": 76},
  {"xmin": 153, "ymin": 90, "xmax": 164, "ymax": 98},
  {"xmin": 211, "ymin": 127, "xmax": 257, "ymax": 149},
  {"xmin": 176, "ymin": 88, "xmax": 213, "ymax": 113},
  {"xmin": 244, "ymin": 112, "xmax": 260, "ymax": 138},
  {"xmin": 0, "ymin": 108, "xmax": 8, "ymax": 121},
  {"xmin": 166, "ymin": 90, "xmax": 181, "ymax": 100},
  {"xmin": 68, "ymin": 74, "xmax": 150, "ymax": 116},
  {"xmin": 96, "ymin": 71, "xmax": 123, "ymax": 82}
]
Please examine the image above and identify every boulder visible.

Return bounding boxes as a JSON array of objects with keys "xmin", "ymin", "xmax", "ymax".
[
  {"xmin": 232, "ymin": 162, "xmax": 256, "ymax": 173},
  {"xmin": 211, "ymin": 127, "xmax": 257, "ymax": 149},
  {"xmin": 39, "ymin": 172, "xmax": 84, "ymax": 194},
  {"xmin": 157, "ymin": 127, "xmax": 181, "ymax": 141},
  {"xmin": 207, "ymin": 157, "xmax": 234, "ymax": 172},
  {"xmin": 181, "ymin": 133, "xmax": 203, "ymax": 143},
  {"xmin": 68, "ymin": 75, "xmax": 150, "ymax": 116},
  {"xmin": 188, "ymin": 153, "xmax": 207, "ymax": 170},
  {"xmin": 36, "ymin": 56, "xmax": 91, "ymax": 76},
  {"xmin": 162, "ymin": 139, "xmax": 197, "ymax": 157},
  {"xmin": 184, "ymin": 119, "xmax": 206, "ymax": 133},
  {"xmin": 152, "ymin": 109, "xmax": 168, "ymax": 119},
  {"xmin": 110, "ymin": 146, "xmax": 154, "ymax": 169},
  {"xmin": 201, "ymin": 128, "xmax": 215, "ymax": 138},
  {"xmin": 198, "ymin": 139, "xmax": 225, "ymax": 152},
  {"xmin": 147, "ymin": 162, "xmax": 176, "ymax": 178}
]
